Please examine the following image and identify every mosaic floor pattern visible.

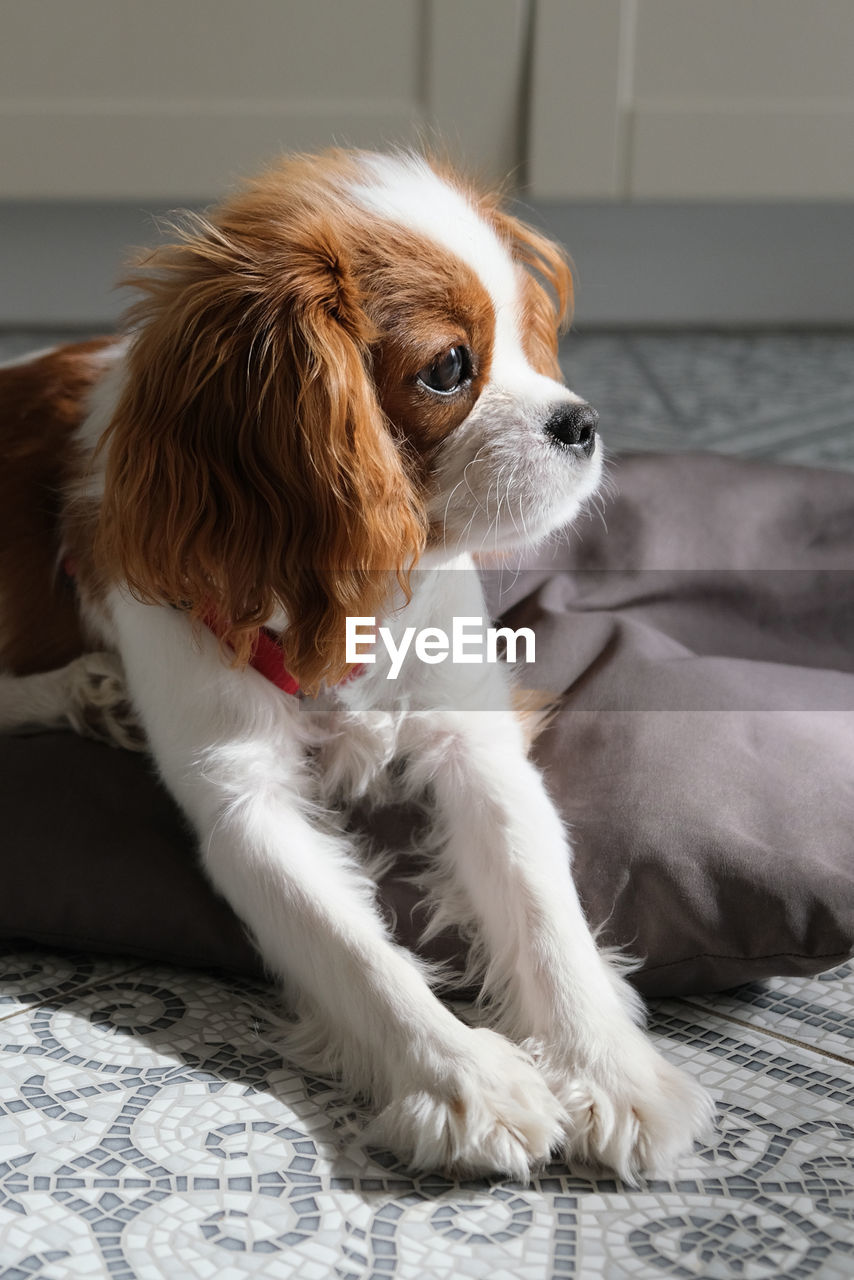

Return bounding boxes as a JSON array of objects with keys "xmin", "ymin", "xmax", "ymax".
[{"xmin": 1, "ymin": 951, "xmax": 853, "ymax": 1279}]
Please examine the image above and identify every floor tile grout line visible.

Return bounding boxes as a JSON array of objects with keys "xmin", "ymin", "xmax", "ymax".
[
  {"xmin": 0, "ymin": 961, "xmax": 150, "ymax": 1025},
  {"xmin": 670, "ymin": 997, "xmax": 854, "ymax": 1068}
]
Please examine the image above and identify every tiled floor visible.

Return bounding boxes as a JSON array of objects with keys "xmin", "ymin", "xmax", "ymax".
[
  {"xmin": 561, "ymin": 329, "xmax": 854, "ymax": 472},
  {"xmin": 1, "ymin": 951, "xmax": 852, "ymax": 1279},
  {"xmin": 2, "ymin": 327, "xmax": 853, "ymax": 1277}
]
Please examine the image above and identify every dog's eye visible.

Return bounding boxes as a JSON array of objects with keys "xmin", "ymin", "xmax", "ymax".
[{"xmin": 417, "ymin": 346, "xmax": 472, "ymax": 395}]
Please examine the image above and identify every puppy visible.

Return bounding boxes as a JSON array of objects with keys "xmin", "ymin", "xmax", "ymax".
[{"xmin": 0, "ymin": 149, "xmax": 712, "ymax": 1180}]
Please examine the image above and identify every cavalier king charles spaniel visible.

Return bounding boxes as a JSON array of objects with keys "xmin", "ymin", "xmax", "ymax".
[{"xmin": 0, "ymin": 149, "xmax": 712, "ymax": 1181}]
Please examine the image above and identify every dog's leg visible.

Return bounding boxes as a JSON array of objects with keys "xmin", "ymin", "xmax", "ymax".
[
  {"xmin": 402, "ymin": 708, "xmax": 715, "ymax": 1182},
  {"xmin": 0, "ymin": 652, "xmax": 145, "ymax": 749},
  {"xmin": 106, "ymin": 592, "xmax": 565, "ymax": 1178}
]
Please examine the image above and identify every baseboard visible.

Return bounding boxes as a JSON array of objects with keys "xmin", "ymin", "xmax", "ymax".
[
  {"xmin": 523, "ymin": 200, "xmax": 854, "ymax": 327},
  {"xmin": 1, "ymin": 198, "xmax": 853, "ymax": 327}
]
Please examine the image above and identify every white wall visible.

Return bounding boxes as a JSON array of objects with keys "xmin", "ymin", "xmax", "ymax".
[{"xmin": 530, "ymin": 0, "xmax": 854, "ymax": 199}]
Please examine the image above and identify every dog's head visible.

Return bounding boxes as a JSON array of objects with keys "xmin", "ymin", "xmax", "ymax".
[{"xmin": 97, "ymin": 150, "xmax": 600, "ymax": 689}]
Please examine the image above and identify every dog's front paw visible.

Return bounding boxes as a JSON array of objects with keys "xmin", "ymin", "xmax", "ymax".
[
  {"xmin": 543, "ymin": 1030, "xmax": 714, "ymax": 1184},
  {"xmin": 366, "ymin": 1029, "xmax": 565, "ymax": 1180}
]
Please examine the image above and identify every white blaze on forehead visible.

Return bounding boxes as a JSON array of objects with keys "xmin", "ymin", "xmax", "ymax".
[{"xmin": 350, "ymin": 153, "xmax": 547, "ymax": 390}]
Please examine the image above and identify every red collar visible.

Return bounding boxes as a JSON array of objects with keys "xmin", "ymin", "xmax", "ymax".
[
  {"xmin": 244, "ymin": 625, "xmax": 302, "ymax": 696},
  {"xmin": 204, "ymin": 613, "xmax": 363, "ymax": 696}
]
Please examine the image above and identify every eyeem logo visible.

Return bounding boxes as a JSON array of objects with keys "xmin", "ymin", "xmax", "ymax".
[{"xmin": 346, "ymin": 616, "xmax": 536, "ymax": 680}]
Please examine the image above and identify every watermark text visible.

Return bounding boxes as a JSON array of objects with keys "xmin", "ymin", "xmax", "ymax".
[{"xmin": 346, "ymin": 616, "xmax": 535, "ymax": 680}]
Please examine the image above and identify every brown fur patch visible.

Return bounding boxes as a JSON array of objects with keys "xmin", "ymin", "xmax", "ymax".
[
  {"xmin": 358, "ymin": 224, "xmax": 496, "ymax": 467},
  {"xmin": 0, "ymin": 339, "xmax": 115, "ymax": 674}
]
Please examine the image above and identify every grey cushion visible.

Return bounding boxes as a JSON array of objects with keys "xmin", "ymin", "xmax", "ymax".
[{"xmin": 3, "ymin": 452, "xmax": 853, "ymax": 995}]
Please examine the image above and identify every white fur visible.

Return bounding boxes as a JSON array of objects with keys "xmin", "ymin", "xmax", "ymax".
[{"xmin": 0, "ymin": 159, "xmax": 713, "ymax": 1180}]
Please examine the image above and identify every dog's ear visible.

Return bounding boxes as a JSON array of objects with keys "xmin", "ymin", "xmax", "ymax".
[
  {"xmin": 96, "ymin": 211, "xmax": 426, "ymax": 691},
  {"xmin": 488, "ymin": 207, "xmax": 574, "ymax": 380}
]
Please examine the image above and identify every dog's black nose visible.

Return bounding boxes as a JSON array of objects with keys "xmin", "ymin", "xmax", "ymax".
[{"xmin": 544, "ymin": 403, "xmax": 599, "ymax": 455}]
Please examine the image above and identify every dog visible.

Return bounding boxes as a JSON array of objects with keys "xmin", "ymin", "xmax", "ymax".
[{"xmin": 0, "ymin": 149, "xmax": 713, "ymax": 1181}]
